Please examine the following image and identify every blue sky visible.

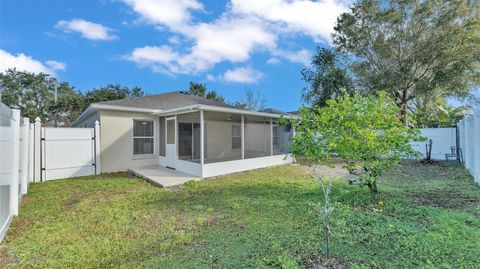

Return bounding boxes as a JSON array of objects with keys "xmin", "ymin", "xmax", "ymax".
[{"xmin": 0, "ymin": 0, "xmax": 352, "ymax": 112}]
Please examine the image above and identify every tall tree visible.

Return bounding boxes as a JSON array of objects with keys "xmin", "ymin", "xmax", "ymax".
[
  {"xmin": 84, "ymin": 84, "xmax": 145, "ymax": 109},
  {"xmin": 188, "ymin": 82, "xmax": 207, "ymax": 97},
  {"xmin": 188, "ymin": 81, "xmax": 225, "ymax": 102},
  {"xmin": 205, "ymin": 90, "xmax": 225, "ymax": 102},
  {"xmin": 333, "ymin": 0, "xmax": 480, "ymax": 124},
  {"xmin": 244, "ymin": 89, "xmax": 266, "ymax": 111},
  {"xmin": 0, "ymin": 68, "xmax": 83, "ymax": 125},
  {"xmin": 301, "ymin": 48, "xmax": 354, "ymax": 107}
]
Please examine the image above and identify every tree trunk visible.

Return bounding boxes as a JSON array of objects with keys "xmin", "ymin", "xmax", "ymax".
[
  {"xmin": 368, "ymin": 181, "xmax": 378, "ymax": 194},
  {"xmin": 396, "ymin": 89, "xmax": 410, "ymax": 126}
]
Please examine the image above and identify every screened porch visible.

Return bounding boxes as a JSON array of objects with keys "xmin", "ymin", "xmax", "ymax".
[{"xmin": 155, "ymin": 105, "xmax": 295, "ymax": 177}]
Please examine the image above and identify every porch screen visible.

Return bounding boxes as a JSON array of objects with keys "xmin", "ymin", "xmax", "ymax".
[
  {"xmin": 177, "ymin": 112, "xmax": 201, "ymax": 163},
  {"xmin": 273, "ymin": 122, "xmax": 292, "ymax": 155},
  {"xmin": 204, "ymin": 111, "xmax": 242, "ymax": 163},
  {"xmin": 244, "ymin": 115, "xmax": 271, "ymax": 159}
]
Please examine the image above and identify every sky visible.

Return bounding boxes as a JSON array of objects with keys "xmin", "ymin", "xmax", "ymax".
[{"xmin": 0, "ymin": 0, "xmax": 353, "ymax": 112}]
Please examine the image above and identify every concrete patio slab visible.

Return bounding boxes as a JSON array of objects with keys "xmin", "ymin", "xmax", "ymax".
[{"xmin": 128, "ymin": 165, "xmax": 200, "ymax": 187}]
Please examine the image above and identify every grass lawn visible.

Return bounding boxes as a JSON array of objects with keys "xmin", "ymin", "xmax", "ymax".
[{"xmin": 1, "ymin": 161, "xmax": 479, "ymax": 268}]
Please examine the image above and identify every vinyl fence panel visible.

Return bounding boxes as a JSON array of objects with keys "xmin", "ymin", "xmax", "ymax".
[
  {"xmin": 41, "ymin": 127, "xmax": 97, "ymax": 181},
  {"xmin": 410, "ymin": 128, "xmax": 457, "ymax": 160},
  {"xmin": 0, "ymin": 104, "xmax": 13, "ymax": 241},
  {"xmin": 457, "ymin": 111, "xmax": 480, "ymax": 184}
]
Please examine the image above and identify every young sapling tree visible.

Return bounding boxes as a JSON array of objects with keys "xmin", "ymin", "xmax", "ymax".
[{"xmin": 288, "ymin": 92, "xmax": 423, "ymax": 194}]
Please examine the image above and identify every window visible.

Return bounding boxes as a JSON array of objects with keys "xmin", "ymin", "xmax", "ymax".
[
  {"xmin": 232, "ymin": 125, "xmax": 241, "ymax": 149},
  {"xmin": 133, "ymin": 120, "xmax": 154, "ymax": 155}
]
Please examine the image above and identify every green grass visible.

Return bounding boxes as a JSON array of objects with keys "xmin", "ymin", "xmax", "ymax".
[{"xmin": 1, "ymin": 162, "xmax": 479, "ymax": 269}]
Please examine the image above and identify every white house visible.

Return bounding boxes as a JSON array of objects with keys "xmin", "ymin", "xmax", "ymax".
[{"xmin": 72, "ymin": 91, "xmax": 296, "ymax": 178}]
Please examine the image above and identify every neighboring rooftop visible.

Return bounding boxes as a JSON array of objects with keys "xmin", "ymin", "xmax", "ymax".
[{"xmin": 96, "ymin": 91, "xmax": 236, "ymax": 110}]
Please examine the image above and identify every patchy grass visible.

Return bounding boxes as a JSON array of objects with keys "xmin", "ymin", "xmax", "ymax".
[{"xmin": 0, "ymin": 162, "xmax": 479, "ymax": 269}]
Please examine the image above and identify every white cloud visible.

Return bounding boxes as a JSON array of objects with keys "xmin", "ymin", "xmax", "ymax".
[
  {"xmin": 273, "ymin": 49, "xmax": 311, "ymax": 66},
  {"xmin": 223, "ymin": 67, "xmax": 264, "ymax": 83},
  {"xmin": 46, "ymin": 60, "xmax": 67, "ymax": 71},
  {"xmin": 168, "ymin": 36, "xmax": 181, "ymax": 44},
  {"xmin": 266, "ymin": 57, "xmax": 281, "ymax": 65},
  {"xmin": 55, "ymin": 19, "xmax": 117, "ymax": 41},
  {"xmin": 126, "ymin": 16, "xmax": 276, "ymax": 74},
  {"xmin": 122, "ymin": 0, "xmax": 350, "ymax": 76},
  {"xmin": 231, "ymin": 0, "xmax": 350, "ymax": 41},
  {"xmin": 206, "ymin": 74, "xmax": 216, "ymax": 81},
  {"xmin": 0, "ymin": 49, "xmax": 64, "ymax": 75},
  {"xmin": 121, "ymin": 0, "xmax": 203, "ymax": 30},
  {"xmin": 126, "ymin": 45, "xmax": 181, "ymax": 75}
]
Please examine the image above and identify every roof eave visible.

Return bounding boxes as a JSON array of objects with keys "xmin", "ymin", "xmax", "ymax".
[
  {"xmin": 71, "ymin": 104, "xmax": 161, "ymax": 126},
  {"xmin": 153, "ymin": 104, "xmax": 298, "ymax": 119}
]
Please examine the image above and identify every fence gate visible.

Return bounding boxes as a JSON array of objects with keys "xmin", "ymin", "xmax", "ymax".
[{"xmin": 40, "ymin": 126, "xmax": 98, "ymax": 181}]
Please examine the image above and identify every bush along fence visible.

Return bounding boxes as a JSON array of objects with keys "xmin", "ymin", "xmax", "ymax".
[
  {"xmin": 0, "ymin": 102, "xmax": 100, "ymax": 241},
  {"xmin": 458, "ymin": 110, "xmax": 480, "ymax": 184}
]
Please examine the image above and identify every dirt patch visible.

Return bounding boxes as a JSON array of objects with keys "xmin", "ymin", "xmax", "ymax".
[
  {"xmin": 297, "ymin": 158, "xmax": 358, "ymax": 180},
  {"xmin": 411, "ymin": 190, "xmax": 480, "ymax": 209},
  {"xmin": 387, "ymin": 160, "xmax": 467, "ymax": 181}
]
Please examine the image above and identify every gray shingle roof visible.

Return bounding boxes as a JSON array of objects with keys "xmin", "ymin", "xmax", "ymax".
[{"xmin": 96, "ymin": 91, "xmax": 236, "ymax": 110}]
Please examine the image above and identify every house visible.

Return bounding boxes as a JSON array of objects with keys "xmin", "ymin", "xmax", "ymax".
[{"xmin": 72, "ymin": 91, "xmax": 296, "ymax": 178}]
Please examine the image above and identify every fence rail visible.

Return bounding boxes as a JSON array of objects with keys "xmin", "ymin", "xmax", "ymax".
[
  {"xmin": 0, "ymin": 103, "xmax": 100, "ymax": 241},
  {"xmin": 458, "ymin": 110, "xmax": 480, "ymax": 184}
]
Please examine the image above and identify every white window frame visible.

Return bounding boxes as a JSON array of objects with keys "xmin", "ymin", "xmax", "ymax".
[{"xmin": 133, "ymin": 120, "xmax": 155, "ymax": 155}]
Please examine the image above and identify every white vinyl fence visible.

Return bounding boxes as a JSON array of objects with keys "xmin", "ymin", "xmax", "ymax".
[
  {"xmin": 458, "ymin": 111, "xmax": 480, "ymax": 184},
  {"xmin": 0, "ymin": 102, "xmax": 100, "ymax": 241},
  {"xmin": 1, "ymin": 106, "xmax": 28, "ymax": 241},
  {"xmin": 410, "ymin": 128, "xmax": 457, "ymax": 160}
]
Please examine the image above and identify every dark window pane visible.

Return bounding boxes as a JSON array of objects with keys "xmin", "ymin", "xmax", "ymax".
[
  {"xmin": 133, "ymin": 121, "xmax": 153, "ymax": 136},
  {"xmin": 134, "ymin": 138, "xmax": 154, "ymax": 155}
]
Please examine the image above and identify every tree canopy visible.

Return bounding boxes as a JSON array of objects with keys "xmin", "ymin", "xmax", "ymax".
[
  {"xmin": 0, "ymin": 69, "xmax": 83, "ymax": 125},
  {"xmin": 188, "ymin": 82, "xmax": 225, "ymax": 102},
  {"xmin": 331, "ymin": 0, "xmax": 480, "ymax": 125},
  {"xmin": 301, "ymin": 48, "xmax": 354, "ymax": 107},
  {"xmin": 289, "ymin": 92, "xmax": 423, "ymax": 193},
  {"xmin": 84, "ymin": 84, "xmax": 144, "ymax": 109},
  {"xmin": 0, "ymin": 69, "xmax": 145, "ymax": 126}
]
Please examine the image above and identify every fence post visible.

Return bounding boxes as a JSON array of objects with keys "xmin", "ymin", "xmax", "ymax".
[
  {"xmin": 28, "ymin": 123, "xmax": 34, "ymax": 182},
  {"xmin": 34, "ymin": 117, "xmax": 41, "ymax": 182},
  {"xmin": 21, "ymin": 117, "xmax": 29, "ymax": 195},
  {"xmin": 94, "ymin": 120, "xmax": 101, "ymax": 174},
  {"xmin": 474, "ymin": 111, "xmax": 480, "ymax": 183},
  {"xmin": 10, "ymin": 109, "xmax": 20, "ymax": 215}
]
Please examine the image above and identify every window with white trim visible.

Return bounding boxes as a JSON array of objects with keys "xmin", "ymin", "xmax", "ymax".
[{"xmin": 133, "ymin": 120, "xmax": 154, "ymax": 155}]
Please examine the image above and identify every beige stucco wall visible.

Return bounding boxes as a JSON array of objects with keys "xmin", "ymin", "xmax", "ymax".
[{"xmin": 99, "ymin": 110, "xmax": 159, "ymax": 173}]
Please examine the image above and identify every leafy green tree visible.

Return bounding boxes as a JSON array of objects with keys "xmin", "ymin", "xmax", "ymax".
[
  {"xmin": 0, "ymin": 68, "xmax": 83, "ymax": 125},
  {"xmin": 301, "ymin": 47, "xmax": 354, "ymax": 107},
  {"xmin": 288, "ymin": 92, "xmax": 423, "ymax": 194},
  {"xmin": 410, "ymin": 95, "xmax": 468, "ymax": 128},
  {"xmin": 84, "ymin": 84, "xmax": 144, "ymax": 109},
  {"xmin": 188, "ymin": 81, "xmax": 225, "ymax": 102},
  {"xmin": 188, "ymin": 82, "xmax": 207, "ymax": 97},
  {"xmin": 205, "ymin": 90, "xmax": 225, "ymax": 102},
  {"xmin": 332, "ymin": 0, "xmax": 480, "ymax": 124}
]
